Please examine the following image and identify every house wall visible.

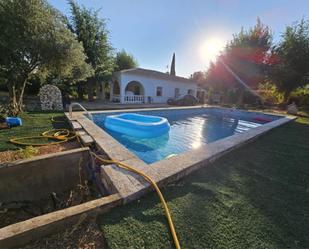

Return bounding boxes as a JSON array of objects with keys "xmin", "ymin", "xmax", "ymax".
[{"xmin": 119, "ymin": 73, "xmax": 198, "ymax": 103}]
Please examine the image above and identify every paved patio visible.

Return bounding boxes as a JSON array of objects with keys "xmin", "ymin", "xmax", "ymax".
[{"xmin": 67, "ymin": 100, "xmax": 169, "ymax": 111}]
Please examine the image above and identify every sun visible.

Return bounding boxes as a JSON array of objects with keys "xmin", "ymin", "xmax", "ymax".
[{"xmin": 200, "ymin": 37, "xmax": 225, "ymax": 63}]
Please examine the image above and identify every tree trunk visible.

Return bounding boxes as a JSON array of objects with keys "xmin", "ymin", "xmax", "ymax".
[
  {"xmin": 237, "ymin": 88, "xmax": 245, "ymax": 107},
  {"xmin": 77, "ymin": 82, "xmax": 84, "ymax": 101},
  {"xmin": 87, "ymin": 78, "xmax": 94, "ymax": 102},
  {"xmin": 7, "ymin": 72, "xmax": 29, "ymax": 116},
  {"xmin": 283, "ymin": 91, "xmax": 290, "ymax": 104},
  {"xmin": 8, "ymin": 83, "xmax": 19, "ymax": 116},
  {"xmin": 222, "ymin": 90, "xmax": 228, "ymax": 104},
  {"xmin": 16, "ymin": 78, "xmax": 28, "ymax": 113}
]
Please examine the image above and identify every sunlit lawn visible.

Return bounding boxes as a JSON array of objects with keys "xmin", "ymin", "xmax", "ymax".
[
  {"xmin": 0, "ymin": 112, "xmax": 69, "ymax": 151},
  {"xmin": 99, "ymin": 117, "xmax": 309, "ymax": 249}
]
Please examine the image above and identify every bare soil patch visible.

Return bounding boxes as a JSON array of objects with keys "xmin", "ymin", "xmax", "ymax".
[
  {"xmin": 19, "ymin": 217, "xmax": 107, "ymax": 249},
  {"xmin": 0, "ymin": 142, "xmax": 80, "ymax": 164}
]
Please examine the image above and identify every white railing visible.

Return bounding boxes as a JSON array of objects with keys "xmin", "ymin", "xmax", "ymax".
[
  {"xmin": 124, "ymin": 95, "xmax": 145, "ymax": 103},
  {"xmin": 111, "ymin": 95, "xmax": 170, "ymax": 104},
  {"xmin": 69, "ymin": 102, "xmax": 93, "ymax": 121}
]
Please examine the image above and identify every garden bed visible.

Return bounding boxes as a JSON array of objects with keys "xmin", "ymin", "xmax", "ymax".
[
  {"xmin": 20, "ymin": 217, "xmax": 107, "ymax": 249},
  {"xmin": 0, "ymin": 147, "xmax": 122, "ymax": 249},
  {"xmin": 0, "ymin": 177, "xmax": 98, "ymax": 229},
  {"xmin": 0, "ymin": 141, "xmax": 80, "ymax": 164},
  {"xmin": 0, "ymin": 148, "xmax": 100, "ymax": 229}
]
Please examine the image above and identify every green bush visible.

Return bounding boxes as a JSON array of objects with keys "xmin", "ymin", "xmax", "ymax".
[
  {"xmin": 18, "ymin": 146, "xmax": 39, "ymax": 159},
  {"xmin": 0, "ymin": 114, "xmax": 5, "ymax": 123},
  {"xmin": 290, "ymin": 86, "xmax": 309, "ymax": 108},
  {"xmin": 0, "ymin": 103, "xmax": 15, "ymax": 117},
  {"xmin": 226, "ymin": 89, "xmax": 238, "ymax": 104},
  {"xmin": 258, "ymin": 82, "xmax": 284, "ymax": 104}
]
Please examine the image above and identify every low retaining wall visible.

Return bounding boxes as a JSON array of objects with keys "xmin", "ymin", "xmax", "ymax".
[
  {"xmin": 0, "ymin": 148, "xmax": 91, "ymax": 202},
  {"xmin": 0, "ymin": 194, "xmax": 121, "ymax": 249},
  {"xmin": 0, "ymin": 148, "xmax": 122, "ymax": 248}
]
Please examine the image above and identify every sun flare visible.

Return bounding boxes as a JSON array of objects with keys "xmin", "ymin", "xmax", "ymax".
[{"xmin": 200, "ymin": 37, "xmax": 225, "ymax": 63}]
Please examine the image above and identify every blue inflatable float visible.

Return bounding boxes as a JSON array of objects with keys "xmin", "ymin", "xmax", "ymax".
[
  {"xmin": 104, "ymin": 113, "xmax": 170, "ymax": 138},
  {"xmin": 6, "ymin": 117, "xmax": 22, "ymax": 127}
]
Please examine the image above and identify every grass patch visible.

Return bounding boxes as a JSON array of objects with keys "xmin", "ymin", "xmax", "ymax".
[
  {"xmin": 99, "ymin": 117, "xmax": 309, "ymax": 249},
  {"xmin": 0, "ymin": 112, "xmax": 70, "ymax": 151}
]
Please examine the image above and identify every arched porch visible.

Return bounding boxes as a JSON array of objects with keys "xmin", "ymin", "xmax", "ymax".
[
  {"xmin": 123, "ymin": 81, "xmax": 145, "ymax": 103},
  {"xmin": 109, "ymin": 79, "xmax": 145, "ymax": 103}
]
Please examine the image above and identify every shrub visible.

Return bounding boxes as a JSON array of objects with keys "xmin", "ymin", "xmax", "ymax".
[
  {"xmin": 258, "ymin": 82, "xmax": 284, "ymax": 104},
  {"xmin": 0, "ymin": 114, "xmax": 5, "ymax": 123},
  {"xmin": 0, "ymin": 103, "xmax": 15, "ymax": 117},
  {"xmin": 225, "ymin": 89, "xmax": 238, "ymax": 104},
  {"xmin": 289, "ymin": 85, "xmax": 309, "ymax": 108},
  {"xmin": 18, "ymin": 146, "xmax": 39, "ymax": 159}
]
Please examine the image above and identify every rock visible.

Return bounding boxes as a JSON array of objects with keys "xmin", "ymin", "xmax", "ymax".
[
  {"xmin": 38, "ymin": 84, "xmax": 63, "ymax": 111},
  {"xmin": 287, "ymin": 103, "xmax": 298, "ymax": 115}
]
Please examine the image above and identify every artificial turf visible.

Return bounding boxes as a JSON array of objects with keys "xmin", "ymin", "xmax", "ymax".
[
  {"xmin": 0, "ymin": 112, "xmax": 69, "ymax": 151},
  {"xmin": 99, "ymin": 117, "xmax": 309, "ymax": 249}
]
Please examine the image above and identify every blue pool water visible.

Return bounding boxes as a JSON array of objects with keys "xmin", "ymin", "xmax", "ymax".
[{"xmin": 92, "ymin": 108, "xmax": 281, "ymax": 164}]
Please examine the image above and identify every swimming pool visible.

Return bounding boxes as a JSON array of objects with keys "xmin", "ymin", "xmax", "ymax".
[{"xmin": 92, "ymin": 107, "xmax": 281, "ymax": 164}]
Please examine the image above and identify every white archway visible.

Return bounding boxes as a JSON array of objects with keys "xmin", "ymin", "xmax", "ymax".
[
  {"xmin": 124, "ymin": 81, "xmax": 145, "ymax": 103},
  {"xmin": 124, "ymin": 81, "xmax": 144, "ymax": 96}
]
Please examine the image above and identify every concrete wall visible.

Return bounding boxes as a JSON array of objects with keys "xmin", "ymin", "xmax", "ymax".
[
  {"xmin": 119, "ymin": 73, "xmax": 198, "ymax": 103},
  {"xmin": 0, "ymin": 148, "xmax": 91, "ymax": 202},
  {"xmin": 0, "ymin": 147, "xmax": 123, "ymax": 249},
  {"xmin": 0, "ymin": 194, "xmax": 122, "ymax": 249}
]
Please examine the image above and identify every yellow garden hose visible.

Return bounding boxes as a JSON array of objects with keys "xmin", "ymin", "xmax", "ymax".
[
  {"xmin": 10, "ymin": 129, "xmax": 77, "ymax": 146},
  {"xmin": 91, "ymin": 152, "xmax": 181, "ymax": 249},
  {"xmin": 9, "ymin": 117, "xmax": 181, "ymax": 249},
  {"xmin": 10, "ymin": 115, "xmax": 76, "ymax": 146}
]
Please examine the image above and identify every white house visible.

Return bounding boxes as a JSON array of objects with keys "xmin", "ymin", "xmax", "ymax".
[{"xmin": 99, "ymin": 68, "xmax": 200, "ymax": 104}]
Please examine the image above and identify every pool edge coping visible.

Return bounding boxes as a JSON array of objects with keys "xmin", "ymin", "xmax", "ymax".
[{"xmin": 66, "ymin": 107, "xmax": 296, "ymax": 203}]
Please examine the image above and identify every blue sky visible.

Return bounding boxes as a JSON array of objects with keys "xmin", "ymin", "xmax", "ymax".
[{"xmin": 50, "ymin": 0, "xmax": 308, "ymax": 77}]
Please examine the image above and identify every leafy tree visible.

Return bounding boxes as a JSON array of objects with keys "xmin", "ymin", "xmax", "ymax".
[
  {"xmin": 268, "ymin": 19, "xmax": 309, "ymax": 102},
  {"xmin": 0, "ymin": 0, "xmax": 90, "ymax": 115},
  {"xmin": 115, "ymin": 50, "xmax": 138, "ymax": 71},
  {"xmin": 206, "ymin": 18, "xmax": 272, "ymax": 105},
  {"xmin": 190, "ymin": 71, "xmax": 207, "ymax": 86},
  {"xmin": 68, "ymin": 0, "xmax": 114, "ymax": 102},
  {"xmin": 205, "ymin": 60, "xmax": 236, "ymax": 91}
]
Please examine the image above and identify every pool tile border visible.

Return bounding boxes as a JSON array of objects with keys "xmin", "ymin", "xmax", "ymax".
[{"xmin": 66, "ymin": 107, "xmax": 296, "ymax": 203}]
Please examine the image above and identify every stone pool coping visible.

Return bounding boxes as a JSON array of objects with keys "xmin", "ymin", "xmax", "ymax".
[{"xmin": 66, "ymin": 106, "xmax": 296, "ymax": 203}]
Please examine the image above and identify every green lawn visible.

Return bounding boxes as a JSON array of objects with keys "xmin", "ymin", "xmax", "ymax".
[
  {"xmin": 99, "ymin": 117, "xmax": 309, "ymax": 249},
  {"xmin": 0, "ymin": 112, "xmax": 69, "ymax": 151}
]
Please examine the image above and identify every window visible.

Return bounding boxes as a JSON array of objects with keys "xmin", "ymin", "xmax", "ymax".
[
  {"xmin": 188, "ymin": 89, "xmax": 194, "ymax": 95},
  {"xmin": 175, "ymin": 88, "xmax": 180, "ymax": 97},
  {"xmin": 156, "ymin": 87, "xmax": 163, "ymax": 97}
]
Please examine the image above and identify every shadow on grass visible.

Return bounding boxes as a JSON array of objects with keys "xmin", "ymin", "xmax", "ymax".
[{"xmin": 99, "ymin": 120, "xmax": 309, "ymax": 249}]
